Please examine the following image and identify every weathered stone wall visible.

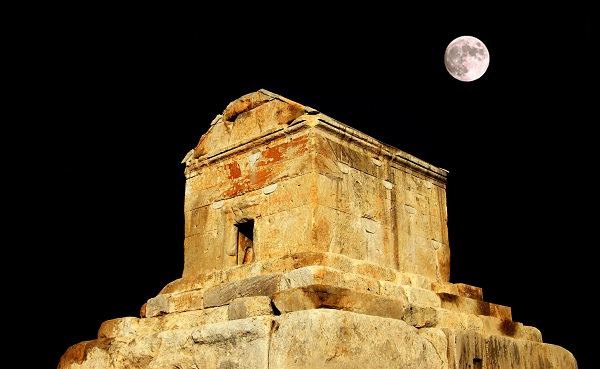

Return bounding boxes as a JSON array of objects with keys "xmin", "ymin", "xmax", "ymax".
[
  {"xmin": 180, "ymin": 89, "xmax": 450, "ymax": 282},
  {"xmin": 312, "ymin": 124, "xmax": 450, "ymax": 280},
  {"xmin": 181, "ymin": 124, "xmax": 314, "ymax": 276}
]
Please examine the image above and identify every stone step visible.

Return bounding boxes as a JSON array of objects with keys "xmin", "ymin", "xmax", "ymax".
[{"xmin": 437, "ymin": 292, "xmax": 512, "ymax": 320}]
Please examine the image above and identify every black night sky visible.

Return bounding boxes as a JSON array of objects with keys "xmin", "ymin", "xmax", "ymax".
[{"xmin": 31, "ymin": 5, "xmax": 592, "ymax": 368}]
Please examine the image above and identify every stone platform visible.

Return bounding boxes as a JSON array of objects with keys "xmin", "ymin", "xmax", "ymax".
[
  {"xmin": 59, "ymin": 252, "xmax": 577, "ymax": 368},
  {"xmin": 58, "ymin": 90, "xmax": 577, "ymax": 368}
]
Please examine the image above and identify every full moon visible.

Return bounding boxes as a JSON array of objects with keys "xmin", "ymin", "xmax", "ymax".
[{"xmin": 444, "ymin": 36, "xmax": 490, "ymax": 82}]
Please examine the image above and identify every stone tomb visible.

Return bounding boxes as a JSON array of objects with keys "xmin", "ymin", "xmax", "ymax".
[{"xmin": 59, "ymin": 89, "xmax": 577, "ymax": 368}]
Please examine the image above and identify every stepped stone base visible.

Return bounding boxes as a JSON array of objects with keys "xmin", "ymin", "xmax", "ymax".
[{"xmin": 58, "ymin": 253, "xmax": 577, "ymax": 368}]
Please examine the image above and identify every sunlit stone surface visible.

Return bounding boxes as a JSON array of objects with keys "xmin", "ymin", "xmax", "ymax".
[{"xmin": 58, "ymin": 90, "xmax": 577, "ymax": 369}]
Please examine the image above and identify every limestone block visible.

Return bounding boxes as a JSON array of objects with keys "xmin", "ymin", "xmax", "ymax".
[
  {"xmin": 311, "ymin": 205, "xmax": 334, "ymax": 252},
  {"xmin": 203, "ymin": 273, "xmax": 281, "ymax": 308},
  {"xmin": 258, "ymin": 205, "xmax": 316, "ymax": 258},
  {"xmin": 221, "ymin": 90, "xmax": 279, "ymax": 121},
  {"xmin": 268, "ymin": 309, "xmax": 447, "ymax": 368},
  {"xmin": 313, "ymin": 170, "xmax": 351, "ymax": 213},
  {"xmin": 313, "ymin": 151, "xmax": 344, "ymax": 183},
  {"xmin": 431, "ymin": 280, "xmax": 460, "ymax": 295},
  {"xmin": 417, "ymin": 328, "xmax": 451, "ymax": 367},
  {"xmin": 392, "ymin": 166, "xmax": 450, "ymax": 282},
  {"xmin": 191, "ymin": 317, "xmax": 273, "ymax": 369},
  {"xmin": 401, "ymin": 285, "xmax": 442, "ymax": 308},
  {"xmin": 522, "ymin": 325, "xmax": 543, "ymax": 343},
  {"xmin": 479, "ymin": 315, "xmax": 526, "ymax": 339},
  {"xmin": 183, "ymin": 182, "xmax": 221, "ymax": 211},
  {"xmin": 272, "ymin": 285, "xmax": 408, "ymax": 320},
  {"xmin": 313, "ymin": 168, "xmax": 387, "ymax": 221},
  {"xmin": 436, "ymin": 241, "xmax": 451, "ymax": 283},
  {"xmin": 351, "ymin": 254, "xmax": 397, "ymax": 281},
  {"xmin": 260, "ymin": 175, "xmax": 312, "ymax": 217},
  {"xmin": 145, "ymin": 289, "xmax": 205, "ymax": 317},
  {"xmin": 219, "ymin": 260, "xmax": 263, "ymax": 283},
  {"xmin": 347, "ymin": 168, "xmax": 385, "ymax": 219},
  {"xmin": 238, "ymin": 251, "xmax": 336, "ymax": 278},
  {"xmin": 184, "ymin": 164, "xmax": 228, "ymax": 199},
  {"xmin": 439, "ymin": 292, "xmax": 496, "ymax": 317},
  {"xmin": 438, "ymin": 291, "xmax": 512, "ymax": 320},
  {"xmin": 403, "ymin": 305, "xmax": 439, "ymax": 328},
  {"xmin": 316, "ymin": 252, "xmax": 358, "ymax": 274},
  {"xmin": 281, "ymin": 266, "xmax": 379, "ymax": 294},
  {"xmin": 414, "ymin": 236, "xmax": 440, "ymax": 278},
  {"xmin": 455, "ymin": 282, "xmax": 483, "ymax": 300},
  {"xmin": 394, "ymin": 271, "xmax": 434, "ymax": 289},
  {"xmin": 445, "ymin": 329, "xmax": 485, "ymax": 368},
  {"xmin": 215, "ymin": 138, "xmax": 313, "ymax": 201},
  {"xmin": 145, "ymin": 293, "xmax": 170, "ymax": 318},
  {"xmin": 183, "ymin": 203, "xmax": 210, "ymax": 238},
  {"xmin": 166, "ymin": 252, "xmax": 360, "ymax": 295},
  {"xmin": 115, "ymin": 307, "xmax": 228, "ymax": 340},
  {"xmin": 152, "ymin": 307, "xmax": 229, "ymax": 332},
  {"xmin": 486, "ymin": 335, "xmax": 578, "ymax": 369},
  {"xmin": 183, "ymin": 232, "xmax": 224, "ymax": 276},
  {"xmin": 58, "ymin": 339, "xmax": 112, "ymax": 369},
  {"xmin": 192, "ymin": 91, "xmax": 305, "ymax": 159},
  {"xmin": 433, "ymin": 308, "xmax": 485, "ymax": 333},
  {"xmin": 228, "ymin": 296, "xmax": 274, "ymax": 320},
  {"xmin": 184, "ymin": 133, "xmax": 312, "ymax": 211},
  {"xmin": 59, "ymin": 314, "xmax": 576, "ymax": 369},
  {"xmin": 443, "ymin": 330, "xmax": 578, "ymax": 369},
  {"xmin": 170, "ymin": 289, "xmax": 204, "ymax": 313},
  {"xmin": 361, "ymin": 217, "xmax": 393, "ymax": 268},
  {"xmin": 160, "ymin": 271, "xmax": 219, "ymax": 295},
  {"xmin": 489, "ymin": 303, "xmax": 512, "ymax": 320},
  {"xmin": 314, "ymin": 134, "xmax": 385, "ymax": 178},
  {"xmin": 378, "ymin": 280, "xmax": 409, "ymax": 301},
  {"xmin": 98, "ymin": 317, "xmax": 139, "ymax": 339},
  {"xmin": 325, "ymin": 207, "xmax": 369, "ymax": 260},
  {"xmin": 60, "ymin": 327, "xmax": 202, "ymax": 368}
]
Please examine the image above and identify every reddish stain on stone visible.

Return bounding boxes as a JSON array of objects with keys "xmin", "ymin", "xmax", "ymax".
[
  {"xmin": 224, "ymin": 180, "xmax": 246, "ymax": 199},
  {"xmin": 222, "ymin": 167, "xmax": 273, "ymax": 199},
  {"xmin": 258, "ymin": 137, "xmax": 309, "ymax": 167},
  {"xmin": 226, "ymin": 162, "xmax": 242, "ymax": 179},
  {"xmin": 252, "ymin": 168, "xmax": 272, "ymax": 185},
  {"xmin": 220, "ymin": 138, "xmax": 309, "ymax": 199},
  {"xmin": 261, "ymin": 146, "xmax": 284, "ymax": 163}
]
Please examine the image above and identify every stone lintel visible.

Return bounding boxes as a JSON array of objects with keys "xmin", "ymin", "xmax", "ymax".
[
  {"xmin": 272, "ymin": 284, "xmax": 408, "ymax": 320},
  {"xmin": 203, "ymin": 273, "xmax": 281, "ymax": 308}
]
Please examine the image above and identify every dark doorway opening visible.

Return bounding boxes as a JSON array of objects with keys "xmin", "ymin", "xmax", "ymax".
[{"xmin": 236, "ymin": 220, "xmax": 254, "ymax": 264}]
